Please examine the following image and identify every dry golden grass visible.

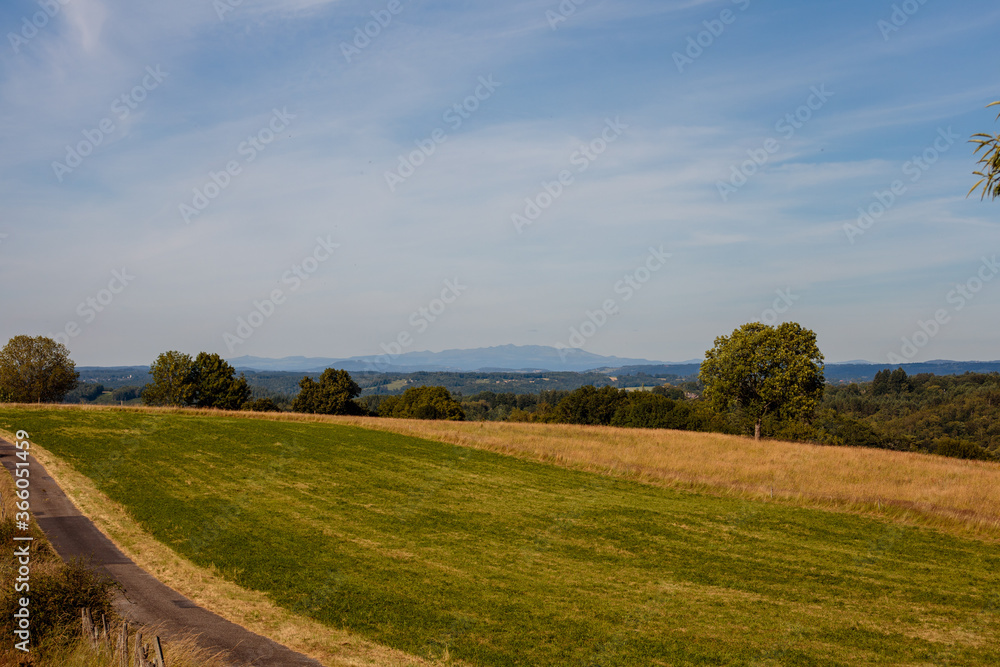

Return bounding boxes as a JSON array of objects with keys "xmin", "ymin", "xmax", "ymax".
[{"xmin": 330, "ymin": 416, "xmax": 1000, "ymax": 541}]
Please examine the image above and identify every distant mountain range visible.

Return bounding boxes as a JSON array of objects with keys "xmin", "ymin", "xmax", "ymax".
[
  {"xmin": 224, "ymin": 345, "xmax": 1000, "ymax": 380},
  {"xmin": 227, "ymin": 345, "xmax": 698, "ymax": 374}
]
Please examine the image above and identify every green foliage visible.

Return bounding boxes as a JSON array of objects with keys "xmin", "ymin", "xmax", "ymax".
[
  {"xmin": 378, "ymin": 386, "xmax": 465, "ymax": 420},
  {"xmin": 872, "ymin": 367, "xmax": 912, "ymax": 396},
  {"xmin": 0, "ymin": 519, "xmax": 119, "ymax": 655},
  {"xmin": 111, "ymin": 385, "xmax": 143, "ymax": 402},
  {"xmin": 191, "ymin": 352, "xmax": 251, "ymax": 410},
  {"xmin": 700, "ymin": 322, "xmax": 825, "ymax": 439},
  {"xmin": 0, "ymin": 335, "xmax": 79, "ymax": 403},
  {"xmin": 142, "ymin": 351, "xmax": 251, "ymax": 409},
  {"xmin": 292, "ymin": 368, "xmax": 364, "ymax": 415},
  {"xmin": 931, "ymin": 437, "xmax": 994, "ymax": 461},
  {"xmin": 823, "ymin": 372, "xmax": 1000, "ymax": 457},
  {"xmin": 554, "ymin": 385, "xmax": 625, "ymax": 425},
  {"xmin": 142, "ymin": 351, "xmax": 197, "ymax": 406},
  {"xmin": 610, "ymin": 392, "xmax": 700, "ymax": 430},
  {"xmin": 62, "ymin": 383, "xmax": 106, "ymax": 404},
  {"xmin": 244, "ymin": 397, "xmax": 282, "ymax": 412},
  {"xmin": 651, "ymin": 384, "xmax": 686, "ymax": 400},
  {"xmin": 969, "ymin": 101, "xmax": 1000, "ymax": 200}
]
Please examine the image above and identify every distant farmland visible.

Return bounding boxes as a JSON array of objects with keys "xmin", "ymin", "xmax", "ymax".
[{"xmin": 2, "ymin": 406, "xmax": 999, "ymax": 666}]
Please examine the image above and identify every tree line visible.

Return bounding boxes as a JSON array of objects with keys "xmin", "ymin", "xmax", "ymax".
[{"xmin": 1, "ymin": 329, "xmax": 997, "ymax": 462}]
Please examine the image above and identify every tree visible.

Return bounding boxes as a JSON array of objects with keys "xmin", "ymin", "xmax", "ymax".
[
  {"xmin": 872, "ymin": 367, "xmax": 911, "ymax": 396},
  {"xmin": 191, "ymin": 352, "xmax": 250, "ymax": 410},
  {"xmin": 699, "ymin": 322, "xmax": 825, "ymax": 440},
  {"xmin": 0, "ymin": 335, "xmax": 79, "ymax": 403},
  {"xmin": 969, "ymin": 101, "xmax": 1000, "ymax": 200},
  {"xmin": 142, "ymin": 351, "xmax": 196, "ymax": 406},
  {"xmin": 378, "ymin": 386, "xmax": 465, "ymax": 420},
  {"xmin": 554, "ymin": 385, "xmax": 627, "ymax": 425},
  {"xmin": 292, "ymin": 368, "xmax": 364, "ymax": 415}
]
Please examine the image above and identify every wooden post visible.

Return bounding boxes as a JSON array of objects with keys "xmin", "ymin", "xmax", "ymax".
[
  {"xmin": 154, "ymin": 636, "xmax": 166, "ymax": 667},
  {"xmin": 82, "ymin": 608, "xmax": 97, "ymax": 648},
  {"xmin": 118, "ymin": 621, "xmax": 129, "ymax": 667},
  {"xmin": 135, "ymin": 631, "xmax": 148, "ymax": 667},
  {"xmin": 101, "ymin": 614, "xmax": 110, "ymax": 646}
]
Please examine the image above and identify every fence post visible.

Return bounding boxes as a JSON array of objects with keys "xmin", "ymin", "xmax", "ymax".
[
  {"xmin": 101, "ymin": 613, "xmax": 110, "ymax": 646},
  {"xmin": 135, "ymin": 630, "xmax": 148, "ymax": 667},
  {"xmin": 82, "ymin": 607, "xmax": 98, "ymax": 648},
  {"xmin": 154, "ymin": 635, "xmax": 167, "ymax": 667},
  {"xmin": 118, "ymin": 621, "xmax": 129, "ymax": 667}
]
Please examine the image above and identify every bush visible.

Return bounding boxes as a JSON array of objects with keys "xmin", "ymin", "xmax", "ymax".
[
  {"xmin": 931, "ymin": 437, "xmax": 995, "ymax": 461},
  {"xmin": 0, "ymin": 519, "xmax": 119, "ymax": 654},
  {"xmin": 62, "ymin": 383, "xmax": 105, "ymax": 404},
  {"xmin": 111, "ymin": 385, "xmax": 143, "ymax": 402},
  {"xmin": 554, "ymin": 386, "xmax": 626, "ymax": 425},
  {"xmin": 378, "ymin": 386, "xmax": 465, "ymax": 420},
  {"xmin": 244, "ymin": 397, "xmax": 282, "ymax": 412},
  {"xmin": 610, "ymin": 392, "xmax": 695, "ymax": 430}
]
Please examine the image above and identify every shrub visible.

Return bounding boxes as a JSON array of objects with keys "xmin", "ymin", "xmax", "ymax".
[{"xmin": 378, "ymin": 386, "xmax": 465, "ymax": 420}]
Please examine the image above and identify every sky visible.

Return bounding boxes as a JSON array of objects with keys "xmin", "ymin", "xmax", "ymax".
[{"xmin": 1, "ymin": 0, "xmax": 998, "ymax": 367}]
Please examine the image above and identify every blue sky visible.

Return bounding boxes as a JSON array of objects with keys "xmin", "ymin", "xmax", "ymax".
[{"xmin": 1, "ymin": 0, "xmax": 998, "ymax": 366}]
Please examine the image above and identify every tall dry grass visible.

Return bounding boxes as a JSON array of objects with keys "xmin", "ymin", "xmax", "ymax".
[{"xmin": 334, "ymin": 417, "xmax": 1000, "ymax": 540}]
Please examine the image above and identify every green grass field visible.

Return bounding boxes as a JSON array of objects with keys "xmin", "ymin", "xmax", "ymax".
[{"xmin": 3, "ymin": 407, "xmax": 999, "ymax": 666}]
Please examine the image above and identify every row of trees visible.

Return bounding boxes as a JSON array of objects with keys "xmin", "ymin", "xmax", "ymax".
[
  {"xmin": 140, "ymin": 353, "xmax": 468, "ymax": 420},
  {"xmin": 1, "ymin": 327, "xmax": 996, "ymax": 461}
]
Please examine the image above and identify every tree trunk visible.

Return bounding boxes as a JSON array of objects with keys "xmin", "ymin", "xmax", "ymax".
[{"xmin": 754, "ymin": 419, "xmax": 761, "ymax": 440}]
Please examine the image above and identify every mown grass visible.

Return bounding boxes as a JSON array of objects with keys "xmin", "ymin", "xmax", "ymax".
[
  {"xmin": 2, "ymin": 406, "xmax": 999, "ymax": 666},
  {"xmin": 0, "ymin": 428, "xmax": 231, "ymax": 667}
]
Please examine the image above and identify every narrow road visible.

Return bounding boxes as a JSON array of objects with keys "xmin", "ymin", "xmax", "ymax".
[{"xmin": 0, "ymin": 438, "xmax": 324, "ymax": 667}]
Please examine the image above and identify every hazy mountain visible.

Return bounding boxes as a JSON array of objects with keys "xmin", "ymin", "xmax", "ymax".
[{"xmin": 228, "ymin": 345, "xmax": 681, "ymax": 373}]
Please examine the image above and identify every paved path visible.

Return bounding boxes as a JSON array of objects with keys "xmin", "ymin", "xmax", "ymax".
[{"xmin": 0, "ymin": 438, "xmax": 325, "ymax": 667}]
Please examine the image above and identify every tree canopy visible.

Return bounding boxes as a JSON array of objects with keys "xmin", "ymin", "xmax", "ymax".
[
  {"xmin": 378, "ymin": 386, "xmax": 465, "ymax": 421},
  {"xmin": 191, "ymin": 352, "xmax": 251, "ymax": 410},
  {"xmin": 292, "ymin": 368, "xmax": 364, "ymax": 415},
  {"xmin": 0, "ymin": 335, "xmax": 79, "ymax": 403},
  {"xmin": 142, "ymin": 351, "xmax": 250, "ymax": 409},
  {"xmin": 970, "ymin": 100, "xmax": 1000, "ymax": 200},
  {"xmin": 699, "ymin": 322, "xmax": 825, "ymax": 439},
  {"xmin": 142, "ymin": 351, "xmax": 197, "ymax": 406}
]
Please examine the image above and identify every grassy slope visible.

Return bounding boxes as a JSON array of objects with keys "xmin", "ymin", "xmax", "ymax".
[{"xmin": 0, "ymin": 407, "xmax": 998, "ymax": 666}]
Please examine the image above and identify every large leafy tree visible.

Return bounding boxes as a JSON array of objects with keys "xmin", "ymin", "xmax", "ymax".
[
  {"xmin": 970, "ymin": 101, "xmax": 1000, "ymax": 200},
  {"xmin": 191, "ymin": 352, "xmax": 250, "ymax": 410},
  {"xmin": 0, "ymin": 335, "xmax": 79, "ymax": 403},
  {"xmin": 292, "ymin": 368, "xmax": 364, "ymax": 415},
  {"xmin": 700, "ymin": 322, "xmax": 825, "ymax": 440},
  {"xmin": 142, "ymin": 351, "xmax": 196, "ymax": 406}
]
